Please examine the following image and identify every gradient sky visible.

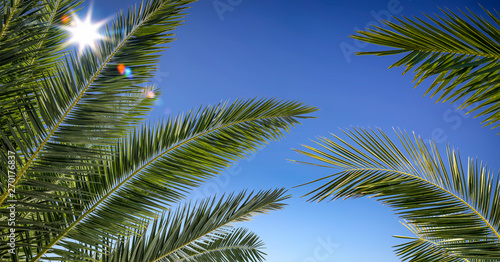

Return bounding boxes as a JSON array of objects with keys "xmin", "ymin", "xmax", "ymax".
[{"xmin": 81, "ymin": 1, "xmax": 500, "ymax": 261}]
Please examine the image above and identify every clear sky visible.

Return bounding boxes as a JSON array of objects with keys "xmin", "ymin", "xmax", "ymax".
[{"xmin": 84, "ymin": 0, "xmax": 500, "ymax": 261}]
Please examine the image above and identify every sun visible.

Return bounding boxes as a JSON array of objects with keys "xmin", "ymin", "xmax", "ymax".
[{"xmin": 63, "ymin": 10, "xmax": 106, "ymax": 54}]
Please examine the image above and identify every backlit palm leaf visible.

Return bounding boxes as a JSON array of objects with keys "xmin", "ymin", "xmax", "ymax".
[{"xmin": 294, "ymin": 127, "xmax": 500, "ymax": 260}]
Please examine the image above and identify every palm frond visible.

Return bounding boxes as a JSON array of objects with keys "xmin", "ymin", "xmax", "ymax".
[
  {"xmin": 293, "ymin": 127, "xmax": 500, "ymax": 260},
  {"xmin": 351, "ymin": 7, "xmax": 500, "ymax": 129},
  {"xmin": 100, "ymin": 189, "xmax": 286, "ymax": 262},
  {"xmin": 22, "ymin": 98, "xmax": 315, "ymax": 261}
]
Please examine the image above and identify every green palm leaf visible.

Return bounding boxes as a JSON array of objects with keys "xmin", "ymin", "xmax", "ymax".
[
  {"xmin": 293, "ymin": 127, "xmax": 500, "ymax": 260},
  {"xmin": 11, "ymin": 98, "xmax": 315, "ymax": 261},
  {"xmin": 100, "ymin": 189, "xmax": 287, "ymax": 262},
  {"xmin": 351, "ymin": 7, "xmax": 500, "ymax": 129}
]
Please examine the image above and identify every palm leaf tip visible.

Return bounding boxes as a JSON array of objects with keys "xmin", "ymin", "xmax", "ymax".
[
  {"xmin": 350, "ymin": 6, "xmax": 500, "ymax": 130},
  {"xmin": 294, "ymin": 127, "xmax": 500, "ymax": 260}
]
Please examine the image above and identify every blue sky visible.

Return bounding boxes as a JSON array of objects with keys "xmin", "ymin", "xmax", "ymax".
[{"xmin": 85, "ymin": 0, "xmax": 500, "ymax": 261}]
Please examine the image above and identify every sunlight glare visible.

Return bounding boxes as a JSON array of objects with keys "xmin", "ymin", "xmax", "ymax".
[{"xmin": 63, "ymin": 10, "xmax": 106, "ymax": 54}]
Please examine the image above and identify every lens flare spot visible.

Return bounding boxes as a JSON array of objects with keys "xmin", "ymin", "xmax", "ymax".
[
  {"xmin": 117, "ymin": 64, "xmax": 126, "ymax": 75},
  {"xmin": 164, "ymin": 108, "xmax": 171, "ymax": 115},
  {"xmin": 61, "ymin": 15, "xmax": 70, "ymax": 24},
  {"xmin": 146, "ymin": 91, "xmax": 155, "ymax": 99},
  {"xmin": 124, "ymin": 67, "xmax": 132, "ymax": 78}
]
